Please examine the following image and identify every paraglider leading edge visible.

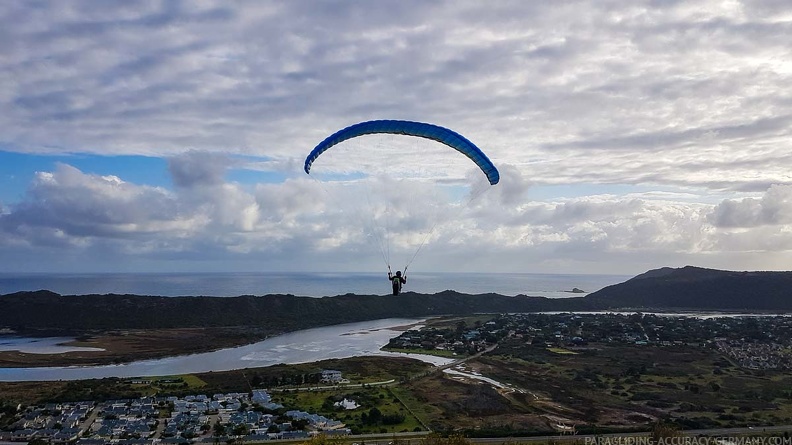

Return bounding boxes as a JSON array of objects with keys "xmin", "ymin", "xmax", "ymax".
[{"xmin": 304, "ymin": 119, "xmax": 500, "ymax": 185}]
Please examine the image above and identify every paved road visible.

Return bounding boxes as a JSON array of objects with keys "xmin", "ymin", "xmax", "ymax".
[
  {"xmin": 268, "ymin": 379, "xmax": 396, "ymax": 392},
  {"xmin": 78, "ymin": 404, "xmax": 100, "ymax": 435}
]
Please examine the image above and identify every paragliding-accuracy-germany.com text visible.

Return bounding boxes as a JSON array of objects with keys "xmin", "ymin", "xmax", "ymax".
[{"xmin": 585, "ymin": 437, "xmax": 791, "ymax": 445}]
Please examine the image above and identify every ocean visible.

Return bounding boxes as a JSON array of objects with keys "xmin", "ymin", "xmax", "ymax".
[{"xmin": 0, "ymin": 271, "xmax": 630, "ymax": 298}]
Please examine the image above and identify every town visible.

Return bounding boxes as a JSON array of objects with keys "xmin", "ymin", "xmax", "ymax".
[
  {"xmin": 0, "ymin": 372, "xmax": 353, "ymax": 444},
  {"xmin": 386, "ymin": 313, "xmax": 792, "ymax": 370}
]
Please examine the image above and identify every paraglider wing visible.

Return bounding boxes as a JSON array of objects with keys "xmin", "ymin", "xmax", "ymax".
[{"xmin": 304, "ymin": 120, "xmax": 499, "ymax": 185}]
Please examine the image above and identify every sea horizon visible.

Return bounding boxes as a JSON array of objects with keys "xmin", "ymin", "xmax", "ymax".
[{"xmin": 0, "ymin": 271, "xmax": 631, "ymax": 299}]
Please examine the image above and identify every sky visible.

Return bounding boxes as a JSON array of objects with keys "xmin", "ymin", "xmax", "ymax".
[{"xmin": 2, "ymin": 0, "xmax": 792, "ymax": 275}]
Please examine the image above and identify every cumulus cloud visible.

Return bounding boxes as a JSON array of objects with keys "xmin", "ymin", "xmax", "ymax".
[
  {"xmin": 476, "ymin": 164, "xmax": 531, "ymax": 206},
  {"xmin": 709, "ymin": 185, "xmax": 792, "ymax": 227},
  {"xmin": 168, "ymin": 151, "xmax": 234, "ymax": 188},
  {"xmin": 3, "ymin": 1, "xmax": 792, "ymax": 273},
  {"xmin": 2, "ymin": 157, "xmax": 792, "ymax": 273},
  {"xmin": 0, "ymin": 163, "xmax": 185, "ymax": 243}
]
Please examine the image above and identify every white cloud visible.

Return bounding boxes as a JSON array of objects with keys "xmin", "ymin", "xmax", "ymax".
[
  {"xmin": 2, "ymin": 156, "xmax": 792, "ymax": 273},
  {"xmin": 709, "ymin": 184, "xmax": 792, "ymax": 227},
  {"xmin": 2, "ymin": 1, "xmax": 792, "ymax": 273},
  {"xmin": 1, "ymin": 163, "xmax": 188, "ymax": 242},
  {"xmin": 168, "ymin": 151, "xmax": 235, "ymax": 188}
]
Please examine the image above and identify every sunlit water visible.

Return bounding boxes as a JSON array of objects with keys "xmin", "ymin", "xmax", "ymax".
[
  {"xmin": 0, "ymin": 318, "xmax": 453, "ymax": 382},
  {"xmin": 0, "ymin": 337, "xmax": 104, "ymax": 354},
  {"xmin": 0, "ymin": 272, "xmax": 629, "ymax": 298}
]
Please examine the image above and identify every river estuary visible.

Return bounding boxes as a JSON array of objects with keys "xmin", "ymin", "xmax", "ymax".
[{"xmin": 0, "ymin": 318, "xmax": 455, "ymax": 382}]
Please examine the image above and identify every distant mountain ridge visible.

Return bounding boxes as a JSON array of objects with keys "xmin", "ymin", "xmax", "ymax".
[
  {"xmin": 587, "ymin": 265, "xmax": 792, "ymax": 310},
  {"xmin": 627, "ymin": 267, "xmax": 677, "ymax": 281},
  {"xmin": 1, "ymin": 266, "xmax": 791, "ymax": 334},
  {"xmin": 0, "ymin": 290, "xmax": 595, "ymax": 334}
]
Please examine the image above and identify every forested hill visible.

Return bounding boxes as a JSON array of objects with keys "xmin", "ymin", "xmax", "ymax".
[
  {"xmin": 585, "ymin": 265, "xmax": 792, "ymax": 310},
  {"xmin": 0, "ymin": 290, "xmax": 596, "ymax": 333},
  {"xmin": 3, "ymin": 266, "xmax": 792, "ymax": 334}
]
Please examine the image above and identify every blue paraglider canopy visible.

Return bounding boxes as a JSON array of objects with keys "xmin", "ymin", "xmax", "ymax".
[{"xmin": 304, "ymin": 120, "xmax": 499, "ymax": 185}]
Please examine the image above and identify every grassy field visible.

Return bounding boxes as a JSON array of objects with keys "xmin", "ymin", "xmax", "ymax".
[
  {"xmin": 127, "ymin": 375, "xmax": 208, "ymax": 390},
  {"xmin": 546, "ymin": 347, "xmax": 578, "ymax": 355},
  {"xmin": 425, "ymin": 315, "xmax": 498, "ymax": 330},
  {"xmin": 383, "ymin": 347, "xmax": 461, "ymax": 358},
  {"xmin": 390, "ymin": 386, "xmax": 442, "ymax": 429},
  {"xmin": 274, "ymin": 386, "xmax": 425, "ymax": 434}
]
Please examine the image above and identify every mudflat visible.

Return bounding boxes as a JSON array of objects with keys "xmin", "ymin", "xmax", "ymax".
[{"xmin": 0, "ymin": 326, "xmax": 275, "ymax": 368}]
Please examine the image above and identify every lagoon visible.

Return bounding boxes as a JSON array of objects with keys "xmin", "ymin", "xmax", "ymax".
[
  {"xmin": 0, "ymin": 336, "xmax": 104, "ymax": 354},
  {"xmin": 0, "ymin": 318, "xmax": 453, "ymax": 382}
]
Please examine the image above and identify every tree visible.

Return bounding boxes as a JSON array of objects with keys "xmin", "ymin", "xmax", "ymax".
[
  {"xmin": 213, "ymin": 420, "xmax": 225, "ymax": 438},
  {"xmin": 650, "ymin": 422, "xmax": 681, "ymax": 445},
  {"xmin": 290, "ymin": 418, "xmax": 309, "ymax": 430},
  {"xmin": 365, "ymin": 407, "xmax": 382, "ymax": 425},
  {"xmin": 232, "ymin": 424, "xmax": 249, "ymax": 437}
]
